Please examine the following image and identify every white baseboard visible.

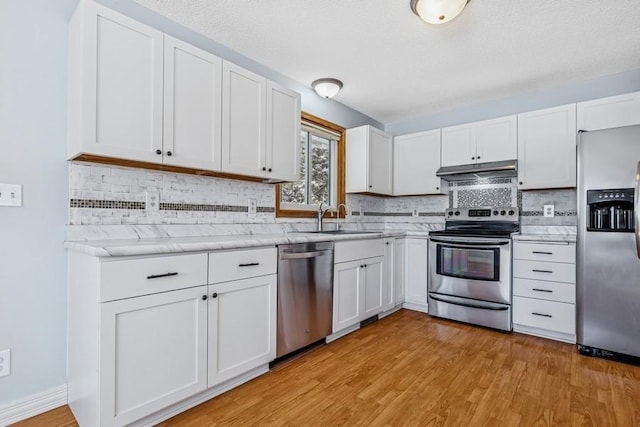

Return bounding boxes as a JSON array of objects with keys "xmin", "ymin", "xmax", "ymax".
[
  {"xmin": 0, "ymin": 384, "xmax": 67, "ymax": 426},
  {"xmin": 402, "ymin": 302, "xmax": 428, "ymax": 313}
]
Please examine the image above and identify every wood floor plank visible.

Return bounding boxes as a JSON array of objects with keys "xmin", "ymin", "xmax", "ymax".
[{"xmin": 14, "ymin": 309, "xmax": 640, "ymax": 426}]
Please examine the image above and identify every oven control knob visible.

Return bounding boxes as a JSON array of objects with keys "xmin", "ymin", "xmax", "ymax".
[
  {"xmin": 500, "ymin": 210, "xmax": 506, "ymax": 215},
  {"xmin": 493, "ymin": 210, "xmax": 498, "ymax": 216},
  {"xmin": 448, "ymin": 211, "xmax": 453, "ymax": 216},
  {"xmin": 508, "ymin": 210, "xmax": 515, "ymax": 216},
  {"xmin": 454, "ymin": 211, "xmax": 460, "ymax": 216}
]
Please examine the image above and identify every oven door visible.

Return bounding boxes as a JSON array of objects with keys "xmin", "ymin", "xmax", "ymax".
[{"xmin": 428, "ymin": 236, "xmax": 512, "ymax": 304}]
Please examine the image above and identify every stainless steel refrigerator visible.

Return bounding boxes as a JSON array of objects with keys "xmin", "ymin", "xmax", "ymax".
[{"xmin": 577, "ymin": 124, "xmax": 640, "ymax": 362}]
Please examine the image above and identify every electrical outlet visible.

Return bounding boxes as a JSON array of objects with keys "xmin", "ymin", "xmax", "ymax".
[
  {"xmin": 0, "ymin": 349, "xmax": 11, "ymax": 377},
  {"xmin": 412, "ymin": 209, "xmax": 418, "ymax": 217},
  {"xmin": 544, "ymin": 204, "xmax": 555, "ymax": 217},
  {"xmin": 248, "ymin": 199, "xmax": 257, "ymax": 216},
  {"xmin": 359, "ymin": 205, "xmax": 364, "ymax": 217},
  {"xmin": 0, "ymin": 183, "xmax": 22, "ymax": 206},
  {"xmin": 145, "ymin": 191, "xmax": 159, "ymax": 211}
]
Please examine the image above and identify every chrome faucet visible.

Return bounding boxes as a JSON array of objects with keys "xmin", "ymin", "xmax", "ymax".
[
  {"xmin": 335, "ymin": 203, "xmax": 348, "ymax": 231},
  {"xmin": 317, "ymin": 202, "xmax": 332, "ymax": 232}
]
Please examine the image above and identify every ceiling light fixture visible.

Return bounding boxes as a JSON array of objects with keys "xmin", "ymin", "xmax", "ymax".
[
  {"xmin": 312, "ymin": 78, "xmax": 343, "ymax": 98},
  {"xmin": 410, "ymin": 0, "xmax": 469, "ymax": 25}
]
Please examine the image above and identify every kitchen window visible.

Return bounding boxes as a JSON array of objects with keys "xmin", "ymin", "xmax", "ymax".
[{"xmin": 276, "ymin": 112, "xmax": 346, "ymax": 218}]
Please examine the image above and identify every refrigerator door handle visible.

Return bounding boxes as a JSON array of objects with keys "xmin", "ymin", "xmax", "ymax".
[{"xmin": 636, "ymin": 161, "xmax": 640, "ymax": 258}]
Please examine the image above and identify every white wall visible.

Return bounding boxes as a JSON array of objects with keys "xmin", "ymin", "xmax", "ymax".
[{"xmin": 0, "ymin": 0, "xmax": 78, "ymax": 405}]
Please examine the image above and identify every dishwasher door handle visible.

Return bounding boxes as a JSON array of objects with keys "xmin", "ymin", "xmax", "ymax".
[{"xmin": 280, "ymin": 249, "xmax": 333, "ymax": 260}]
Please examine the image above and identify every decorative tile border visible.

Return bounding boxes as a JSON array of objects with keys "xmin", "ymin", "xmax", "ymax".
[
  {"xmin": 160, "ymin": 203, "xmax": 247, "ymax": 212},
  {"xmin": 419, "ymin": 212, "xmax": 445, "ymax": 217},
  {"xmin": 70, "ymin": 199, "xmax": 145, "ymax": 210},
  {"xmin": 449, "ymin": 177, "xmax": 515, "ymax": 187},
  {"xmin": 521, "ymin": 210, "xmax": 577, "ymax": 217}
]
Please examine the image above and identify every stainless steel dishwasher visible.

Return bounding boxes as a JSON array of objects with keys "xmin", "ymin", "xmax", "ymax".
[{"xmin": 277, "ymin": 241, "xmax": 334, "ymax": 358}]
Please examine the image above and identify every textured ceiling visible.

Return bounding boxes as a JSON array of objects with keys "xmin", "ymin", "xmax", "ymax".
[{"xmin": 132, "ymin": 0, "xmax": 640, "ymax": 124}]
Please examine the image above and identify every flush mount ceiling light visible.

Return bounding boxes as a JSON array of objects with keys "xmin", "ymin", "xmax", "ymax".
[
  {"xmin": 312, "ymin": 78, "xmax": 343, "ymax": 98},
  {"xmin": 410, "ymin": 0, "xmax": 469, "ymax": 25}
]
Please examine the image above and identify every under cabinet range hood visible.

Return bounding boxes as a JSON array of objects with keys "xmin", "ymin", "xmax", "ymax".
[{"xmin": 436, "ymin": 160, "xmax": 518, "ymax": 181}]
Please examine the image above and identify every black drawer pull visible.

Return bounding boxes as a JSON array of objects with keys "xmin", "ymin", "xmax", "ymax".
[
  {"xmin": 532, "ymin": 251, "xmax": 553, "ymax": 255},
  {"xmin": 532, "ymin": 269, "xmax": 553, "ymax": 273},
  {"xmin": 146, "ymin": 272, "xmax": 178, "ymax": 280},
  {"xmin": 532, "ymin": 312, "xmax": 553, "ymax": 318},
  {"xmin": 532, "ymin": 288, "xmax": 553, "ymax": 293},
  {"xmin": 238, "ymin": 262, "xmax": 260, "ymax": 267}
]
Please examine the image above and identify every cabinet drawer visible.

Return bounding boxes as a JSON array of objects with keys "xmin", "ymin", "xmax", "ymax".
[
  {"xmin": 209, "ymin": 247, "xmax": 277, "ymax": 283},
  {"xmin": 513, "ymin": 259, "xmax": 575, "ymax": 283},
  {"xmin": 100, "ymin": 253, "xmax": 208, "ymax": 302},
  {"xmin": 513, "ymin": 296, "xmax": 575, "ymax": 335},
  {"xmin": 513, "ymin": 278, "xmax": 575, "ymax": 303},
  {"xmin": 513, "ymin": 241, "xmax": 575, "ymax": 263},
  {"xmin": 335, "ymin": 239, "xmax": 384, "ymax": 264}
]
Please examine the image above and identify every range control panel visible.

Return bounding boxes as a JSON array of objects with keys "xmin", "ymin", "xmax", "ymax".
[{"xmin": 445, "ymin": 207, "xmax": 520, "ymax": 221}]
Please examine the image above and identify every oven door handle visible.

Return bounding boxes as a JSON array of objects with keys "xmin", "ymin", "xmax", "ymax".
[
  {"xmin": 429, "ymin": 294, "xmax": 510, "ymax": 311},
  {"xmin": 429, "ymin": 237, "xmax": 511, "ymax": 246}
]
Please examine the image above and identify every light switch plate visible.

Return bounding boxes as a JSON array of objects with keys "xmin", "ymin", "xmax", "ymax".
[
  {"xmin": 0, "ymin": 184, "xmax": 22, "ymax": 206},
  {"xmin": 544, "ymin": 204, "xmax": 554, "ymax": 217}
]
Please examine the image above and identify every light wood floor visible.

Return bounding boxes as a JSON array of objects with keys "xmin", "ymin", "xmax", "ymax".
[{"xmin": 14, "ymin": 309, "xmax": 640, "ymax": 426}]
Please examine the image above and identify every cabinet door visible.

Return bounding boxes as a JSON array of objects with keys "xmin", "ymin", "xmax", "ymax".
[
  {"xmin": 405, "ymin": 238, "xmax": 428, "ymax": 307},
  {"xmin": 80, "ymin": 1, "xmax": 163, "ymax": 162},
  {"xmin": 475, "ymin": 115, "xmax": 517, "ymax": 163},
  {"xmin": 221, "ymin": 61, "xmax": 266, "ymax": 178},
  {"xmin": 265, "ymin": 81, "xmax": 301, "ymax": 182},
  {"xmin": 208, "ymin": 275, "xmax": 276, "ymax": 387},
  {"xmin": 394, "ymin": 238, "xmax": 406, "ymax": 305},
  {"xmin": 362, "ymin": 257, "xmax": 384, "ymax": 318},
  {"xmin": 100, "ymin": 286, "xmax": 208, "ymax": 426},
  {"xmin": 517, "ymin": 104, "xmax": 577, "ymax": 190},
  {"xmin": 393, "ymin": 129, "xmax": 446, "ymax": 195},
  {"xmin": 368, "ymin": 128, "xmax": 393, "ymax": 195},
  {"xmin": 382, "ymin": 239, "xmax": 395, "ymax": 312},
  {"xmin": 577, "ymin": 91, "xmax": 640, "ymax": 131},
  {"xmin": 163, "ymin": 35, "xmax": 222, "ymax": 170},
  {"xmin": 333, "ymin": 260, "xmax": 362, "ymax": 333},
  {"xmin": 441, "ymin": 124, "xmax": 475, "ymax": 166}
]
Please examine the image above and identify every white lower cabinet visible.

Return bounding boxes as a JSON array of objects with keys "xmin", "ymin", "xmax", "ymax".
[
  {"xmin": 100, "ymin": 286, "xmax": 209, "ymax": 426},
  {"xmin": 333, "ymin": 239, "xmax": 385, "ymax": 334},
  {"xmin": 403, "ymin": 237, "xmax": 429, "ymax": 312},
  {"xmin": 382, "ymin": 238, "xmax": 401, "ymax": 313},
  {"xmin": 394, "ymin": 238, "xmax": 406, "ymax": 304},
  {"xmin": 208, "ymin": 274, "xmax": 277, "ymax": 387},
  {"xmin": 68, "ymin": 247, "xmax": 277, "ymax": 427},
  {"xmin": 512, "ymin": 240, "xmax": 576, "ymax": 343}
]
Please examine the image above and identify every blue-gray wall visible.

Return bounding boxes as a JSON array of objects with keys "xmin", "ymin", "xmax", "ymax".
[{"xmin": 386, "ymin": 68, "xmax": 640, "ymax": 135}]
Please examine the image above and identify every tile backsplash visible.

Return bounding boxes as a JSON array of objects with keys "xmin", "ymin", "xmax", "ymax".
[{"xmin": 68, "ymin": 163, "xmax": 576, "ymax": 230}]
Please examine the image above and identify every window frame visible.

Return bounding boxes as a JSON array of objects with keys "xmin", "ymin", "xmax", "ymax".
[{"xmin": 275, "ymin": 111, "xmax": 346, "ymax": 219}]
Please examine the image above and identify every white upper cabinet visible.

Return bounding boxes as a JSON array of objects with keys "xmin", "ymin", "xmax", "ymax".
[
  {"xmin": 68, "ymin": 1, "xmax": 301, "ymax": 181},
  {"xmin": 67, "ymin": 1, "xmax": 164, "ymax": 162},
  {"xmin": 393, "ymin": 129, "xmax": 448, "ymax": 195},
  {"xmin": 517, "ymin": 104, "xmax": 577, "ymax": 190},
  {"xmin": 222, "ymin": 62, "xmax": 301, "ymax": 181},
  {"xmin": 346, "ymin": 125, "xmax": 393, "ymax": 195},
  {"xmin": 441, "ymin": 115, "xmax": 517, "ymax": 167},
  {"xmin": 221, "ymin": 61, "xmax": 266, "ymax": 177},
  {"xmin": 163, "ymin": 35, "xmax": 222, "ymax": 170},
  {"xmin": 265, "ymin": 81, "xmax": 301, "ymax": 182},
  {"xmin": 577, "ymin": 91, "xmax": 640, "ymax": 131}
]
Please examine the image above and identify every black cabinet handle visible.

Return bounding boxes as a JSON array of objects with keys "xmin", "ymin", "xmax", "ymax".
[
  {"xmin": 477, "ymin": 156, "xmax": 481, "ymax": 159},
  {"xmin": 472, "ymin": 157, "xmax": 475, "ymax": 160},
  {"xmin": 262, "ymin": 167, "xmax": 266, "ymax": 171},
  {"xmin": 166, "ymin": 151, "xmax": 172, "ymax": 156},
  {"xmin": 238, "ymin": 262, "xmax": 260, "ymax": 267},
  {"xmin": 436, "ymin": 187, "xmax": 439, "ymax": 190},
  {"xmin": 155, "ymin": 149, "xmax": 162, "ymax": 155},
  {"xmin": 146, "ymin": 272, "xmax": 178, "ymax": 280},
  {"xmin": 532, "ymin": 312, "xmax": 552, "ymax": 318},
  {"xmin": 532, "ymin": 288, "xmax": 553, "ymax": 293},
  {"xmin": 268, "ymin": 168, "xmax": 272, "ymax": 172},
  {"xmin": 532, "ymin": 269, "xmax": 553, "ymax": 273},
  {"xmin": 201, "ymin": 295, "xmax": 208, "ymax": 301},
  {"xmin": 519, "ymin": 181, "xmax": 523, "ymax": 185},
  {"xmin": 532, "ymin": 251, "xmax": 553, "ymax": 255},
  {"xmin": 211, "ymin": 293, "xmax": 218, "ymax": 298}
]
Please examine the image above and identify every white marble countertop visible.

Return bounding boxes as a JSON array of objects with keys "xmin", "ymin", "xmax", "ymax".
[
  {"xmin": 65, "ymin": 230, "xmax": 418, "ymax": 257},
  {"xmin": 513, "ymin": 233, "xmax": 576, "ymax": 243}
]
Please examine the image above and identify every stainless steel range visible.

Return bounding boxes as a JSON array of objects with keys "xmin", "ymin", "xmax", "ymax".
[{"xmin": 428, "ymin": 207, "xmax": 520, "ymax": 331}]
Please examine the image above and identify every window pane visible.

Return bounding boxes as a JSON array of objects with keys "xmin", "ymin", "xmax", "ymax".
[
  {"xmin": 310, "ymin": 135, "xmax": 331, "ymax": 206},
  {"xmin": 280, "ymin": 131, "xmax": 308, "ymax": 204}
]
